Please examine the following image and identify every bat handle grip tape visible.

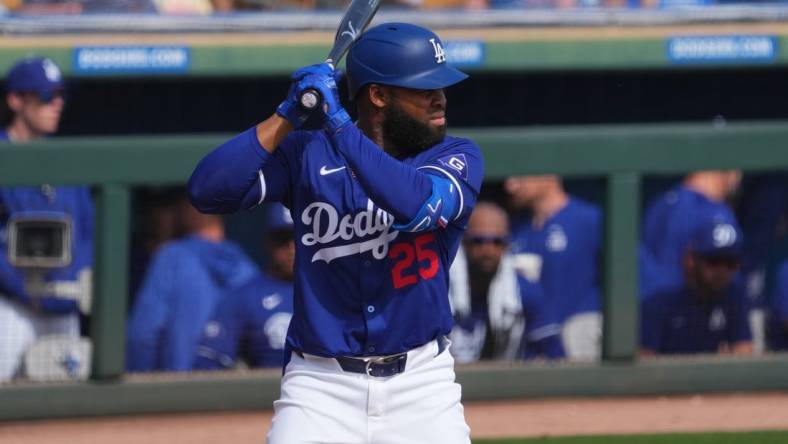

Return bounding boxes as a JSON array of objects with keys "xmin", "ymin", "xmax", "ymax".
[{"xmin": 299, "ymin": 89, "xmax": 322, "ymax": 110}]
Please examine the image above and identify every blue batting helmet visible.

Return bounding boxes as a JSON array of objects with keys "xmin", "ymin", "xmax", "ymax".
[{"xmin": 345, "ymin": 23, "xmax": 468, "ymax": 100}]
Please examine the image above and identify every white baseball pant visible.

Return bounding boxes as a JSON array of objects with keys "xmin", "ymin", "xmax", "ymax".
[
  {"xmin": 267, "ymin": 338, "xmax": 471, "ymax": 444},
  {"xmin": 562, "ymin": 311, "xmax": 603, "ymax": 361},
  {"xmin": 0, "ymin": 296, "xmax": 79, "ymax": 382}
]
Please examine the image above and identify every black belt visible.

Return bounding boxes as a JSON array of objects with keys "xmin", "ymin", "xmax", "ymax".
[{"xmin": 297, "ymin": 336, "xmax": 448, "ymax": 378}]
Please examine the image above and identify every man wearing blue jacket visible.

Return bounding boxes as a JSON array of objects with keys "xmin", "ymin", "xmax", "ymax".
[{"xmin": 126, "ymin": 196, "xmax": 258, "ymax": 372}]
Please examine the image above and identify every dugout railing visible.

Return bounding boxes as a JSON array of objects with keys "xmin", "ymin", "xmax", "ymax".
[{"xmin": 2, "ymin": 120, "xmax": 788, "ymax": 420}]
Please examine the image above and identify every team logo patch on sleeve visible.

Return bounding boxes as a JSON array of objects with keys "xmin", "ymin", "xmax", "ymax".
[{"xmin": 438, "ymin": 154, "xmax": 468, "ymax": 181}]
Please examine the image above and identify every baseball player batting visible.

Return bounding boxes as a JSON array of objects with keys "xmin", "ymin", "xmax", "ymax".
[{"xmin": 188, "ymin": 22, "xmax": 483, "ymax": 444}]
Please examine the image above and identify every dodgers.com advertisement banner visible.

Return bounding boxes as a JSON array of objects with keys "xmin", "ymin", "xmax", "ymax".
[
  {"xmin": 73, "ymin": 46, "xmax": 191, "ymax": 74},
  {"xmin": 667, "ymin": 35, "xmax": 777, "ymax": 65},
  {"xmin": 444, "ymin": 41, "xmax": 485, "ymax": 68}
]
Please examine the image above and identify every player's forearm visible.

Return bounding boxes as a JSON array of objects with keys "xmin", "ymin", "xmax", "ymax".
[
  {"xmin": 256, "ymin": 114, "xmax": 294, "ymax": 154},
  {"xmin": 330, "ymin": 125, "xmax": 432, "ymax": 222},
  {"xmin": 188, "ymin": 126, "xmax": 273, "ymax": 214}
]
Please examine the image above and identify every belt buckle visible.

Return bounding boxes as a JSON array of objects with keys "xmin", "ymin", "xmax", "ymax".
[
  {"xmin": 364, "ymin": 356, "xmax": 386, "ymax": 376},
  {"xmin": 364, "ymin": 354, "xmax": 401, "ymax": 376}
]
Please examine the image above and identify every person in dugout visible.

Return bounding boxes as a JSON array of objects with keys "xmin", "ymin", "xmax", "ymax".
[
  {"xmin": 0, "ymin": 57, "xmax": 93, "ymax": 382},
  {"xmin": 504, "ymin": 175, "xmax": 603, "ymax": 361},
  {"xmin": 195, "ymin": 203, "xmax": 295, "ymax": 370},
  {"xmin": 447, "ymin": 201, "xmax": 546, "ymax": 364},
  {"xmin": 640, "ymin": 211, "xmax": 753, "ymax": 356},
  {"xmin": 126, "ymin": 195, "xmax": 258, "ymax": 372}
]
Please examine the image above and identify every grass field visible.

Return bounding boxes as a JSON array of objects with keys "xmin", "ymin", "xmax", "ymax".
[{"xmin": 477, "ymin": 430, "xmax": 788, "ymax": 444}]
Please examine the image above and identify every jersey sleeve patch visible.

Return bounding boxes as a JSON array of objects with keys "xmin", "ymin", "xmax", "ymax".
[{"xmin": 437, "ymin": 153, "xmax": 469, "ymax": 181}]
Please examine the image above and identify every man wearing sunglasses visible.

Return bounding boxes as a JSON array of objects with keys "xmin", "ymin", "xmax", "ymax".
[
  {"xmin": 195, "ymin": 203, "xmax": 295, "ymax": 370},
  {"xmin": 0, "ymin": 57, "xmax": 94, "ymax": 383},
  {"xmin": 640, "ymin": 212, "xmax": 752, "ymax": 356},
  {"xmin": 447, "ymin": 202, "xmax": 543, "ymax": 363}
]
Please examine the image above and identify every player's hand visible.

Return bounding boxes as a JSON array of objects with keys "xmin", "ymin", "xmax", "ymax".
[
  {"xmin": 290, "ymin": 63, "xmax": 334, "ymax": 81},
  {"xmin": 276, "ymin": 84, "xmax": 310, "ymax": 129},
  {"xmin": 296, "ymin": 64, "xmax": 351, "ymax": 133},
  {"xmin": 276, "ymin": 64, "xmax": 330, "ymax": 128}
]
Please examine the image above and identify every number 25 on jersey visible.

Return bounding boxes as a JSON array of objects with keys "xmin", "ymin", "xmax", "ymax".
[{"xmin": 388, "ymin": 233, "xmax": 439, "ymax": 289}]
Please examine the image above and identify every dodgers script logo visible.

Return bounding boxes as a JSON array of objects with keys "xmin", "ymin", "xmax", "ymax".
[{"xmin": 301, "ymin": 199, "xmax": 399, "ymax": 263}]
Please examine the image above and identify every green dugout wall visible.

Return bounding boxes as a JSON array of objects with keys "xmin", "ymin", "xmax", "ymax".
[{"xmin": 2, "ymin": 120, "xmax": 788, "ymax": 421}]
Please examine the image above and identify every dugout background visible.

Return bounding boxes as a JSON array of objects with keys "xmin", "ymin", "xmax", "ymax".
[
  {"xmin": 57, "ymin": 65, "xmax": 788, "ymax": 269},
  {"xmin": 54, "ymin": 66, "xmax": 788, "ymax": 271},
  {"xmin": 4, "ymin": 16, "xmax": 788, "ymax": 420},
  {"xmin": 56, "ymin": 67, "xmax": 788, "ymax": 135}
]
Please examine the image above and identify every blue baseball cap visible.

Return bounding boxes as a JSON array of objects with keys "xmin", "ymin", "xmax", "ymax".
[
  {"xmin": 266, "ymin": 203, "xmax": 294, "ymax": 232},
  {"xmin": 6, "ymin": 57, "xmax": 63, "ymax": 94},
  {"xmin": 688, "ymin": 210, "xmax": 743, "ymax": 258}
]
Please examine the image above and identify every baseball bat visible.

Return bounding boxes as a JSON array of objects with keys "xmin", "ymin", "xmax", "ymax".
[{"xmin": 298, "ymin": 0, "xmax": 381, "ymax": 110}]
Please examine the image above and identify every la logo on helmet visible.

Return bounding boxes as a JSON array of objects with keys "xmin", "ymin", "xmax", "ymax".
[{"xmin": 429, "ymin": 38, "xmax": 446, "ymax": 64}]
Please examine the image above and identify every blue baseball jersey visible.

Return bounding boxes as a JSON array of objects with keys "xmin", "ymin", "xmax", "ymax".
[
  {"xmin": 0, "ymin": 130, "xmax": 94, "ymax": 313},
  {"xmin": 189, "ymin": 125, "xmax": 483, "ymax": 358},
  {"xmin": 769, "ymin": 261, "xmax": 788, "ymax": 351},
  {"xmin": 641, "ymin": 185, "xmax": 739, "ymax": 298},
  {"xmin": 126, "ymin": 235, "xmax": 258, "ymax": 372},
  {"xmin": 510, "ymin": 197, "xmax": 602, "ymax": 326},
  {"xmin": 640, "ymin": 284, "xmax": 751, "ymax": 354},
  {"xmin": 195, "ymin": 272, "xmax": 294, "ymax": 369}
]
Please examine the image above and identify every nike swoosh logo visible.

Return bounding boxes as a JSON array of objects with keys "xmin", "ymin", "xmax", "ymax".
[{"xmin": 320, "ymin": 165, "xmax": 346, "ymax": 176}]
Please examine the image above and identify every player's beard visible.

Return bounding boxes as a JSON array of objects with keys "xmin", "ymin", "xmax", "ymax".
[{"xmin": 383, "ymin": 101, "xmax": 446, "ymax": 156}]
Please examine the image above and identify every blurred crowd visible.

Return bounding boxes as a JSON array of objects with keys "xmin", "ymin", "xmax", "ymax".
[
  {"xmin": 0, "ymin": 0, "xmax": 781, "ymax": 15},
  {"xmin": 2, "ymin": 56, "xmax": 788, "ymax": 383}
]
